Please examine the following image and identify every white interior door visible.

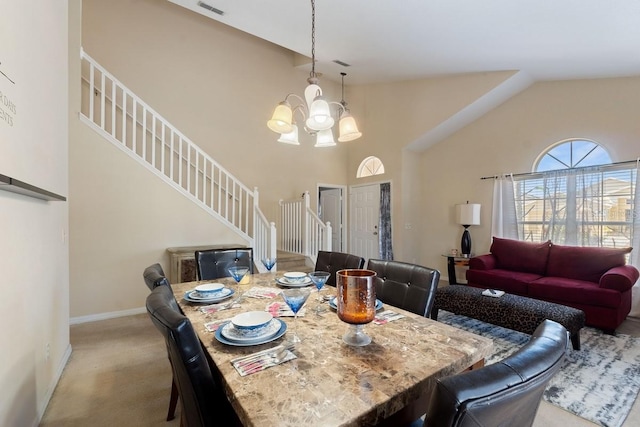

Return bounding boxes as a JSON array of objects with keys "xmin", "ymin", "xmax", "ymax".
[
  {"xmin": 350, "ymin": 184, "xmax": 380, "ymax": 260},
  {"xmin": 319, "ymin": 188, "xmax": 342, "ymax": 251}
]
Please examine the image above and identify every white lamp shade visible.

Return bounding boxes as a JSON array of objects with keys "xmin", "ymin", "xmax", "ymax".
[
  {"xmin": 267, "ymin": 102, "xmax": 293, "ymax": 134},
  {"xmin": 338, "ymin": 112, "xmax": 362, "ymax": 142},
  {"xmin": 456, "ymin": 203, "xmax": 481, "ymax": 226},
  {"xmin": 306, "ymin": 96, "xmax": 335, "ymax": 131},
  {"xmin": 277, "ymin": 124, "xmax": 300, "ymax": 145},
  {"xmin": 314, "ymin": 129, "xmax": 336, "ymax": 147}
]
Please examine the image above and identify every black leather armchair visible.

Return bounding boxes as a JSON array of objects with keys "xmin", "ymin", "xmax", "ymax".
[
  {"xmin": 146, "ymin": 285, "xmax": 241, "ymax": 427},
  {"xmin": 143, "ymin": 263, "xmax": 170, "ymax": 290},
  {"xmin": 194, "ymin": 247, "xmax": 254, "ymax": 280},
  {"xmin": 314, "ymin": 250, "xmax": 365, "ymax": 286},
  {"xmin": 423, "ymin": 319, "xmax": 568, "ymax": 427},
  {"xmin": 367, "ymin": 259, "xmax": 440, "ymax": 317}
]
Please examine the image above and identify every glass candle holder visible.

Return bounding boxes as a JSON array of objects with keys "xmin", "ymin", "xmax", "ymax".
[{"xmin": 336, "ymin": 269, "xmax": 377, "ymax": 346}]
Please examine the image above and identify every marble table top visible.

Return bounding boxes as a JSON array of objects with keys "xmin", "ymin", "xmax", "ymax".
[{"xmin": 173, "ymin": 272, "xmax": 493, "ymax": 427}]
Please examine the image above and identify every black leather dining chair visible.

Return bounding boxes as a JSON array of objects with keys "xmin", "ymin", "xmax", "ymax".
[
  {"xmin": 146, "ymin": 285, "xmax": 242, "ymax": 427},
  {"xmin": 314, "ymin": 250, "xmax": 365, "ymax": 286},
  {"xmin": 142, "ymin": 263, "xmax": 180, "ymax": 421},
  {"xmin": 143, "ymin": 263, "xmax": 170, "ymax": 290},
  {"xmin": 367, "ymin": 259, "xmax": 440, "ymax": 317},
  {"xmin": 194, "ymin": 247, "xmax": 254, "ymax": 280},
  {"xmin": 421, "ymin": 319, "xmax": 568, "ymax": 427}
]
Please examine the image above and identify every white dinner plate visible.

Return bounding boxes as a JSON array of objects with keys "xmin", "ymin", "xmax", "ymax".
[
  {"xmin": 215, "ymin": 319, "xmax": 287, "ymax": 346},
  {"xmin": 275, "ymin": 277, "xmax": 313, "ymax": 287},
  {"xmin": 220, "ymin": 319, "xmax": 282, "ymax": 343},
  {"xmin": 183, "ymin": 288, "xmax": 234, "ymax": 303},
  {"xmin": 329, "ymin": 297, "xmax": 383, "ymax": 311}
]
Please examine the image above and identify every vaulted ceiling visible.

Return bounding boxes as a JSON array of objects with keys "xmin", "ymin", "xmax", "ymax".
[{"xmin": 169, "ymin": 0, "xmax": 640, "ymax": 85}]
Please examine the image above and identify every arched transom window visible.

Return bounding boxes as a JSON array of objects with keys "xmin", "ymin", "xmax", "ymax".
[{"xmin": 357, "ymin": 156, "xmax": 385, "ymax": 178}]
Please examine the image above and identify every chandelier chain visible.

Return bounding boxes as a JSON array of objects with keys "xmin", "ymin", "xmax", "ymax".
[{"xmin": 310, "ymin": 0, "xmax": 316, "ymax": 78}]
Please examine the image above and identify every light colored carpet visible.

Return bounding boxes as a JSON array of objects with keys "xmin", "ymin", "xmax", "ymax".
[{"xmin": 40, "ymin": 313, "xmax": 640, "ymax": 427}]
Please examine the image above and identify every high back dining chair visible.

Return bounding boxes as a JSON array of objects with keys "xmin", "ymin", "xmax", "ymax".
[
  {"xmin": 367, "ymin": 259, "xmax": 440, "ymax": 317},
  {"xmin": 314, "ymin": 250, "xmax": 365, "ymax": 286},
  {"xmin": 423, "ymin": 319, "xmax": 568, "ymax": 427},
  {"xmin": 143, "ymin": 263, "xmax": 170, "ymax": 290},
  {"xmin": 146, "ymin": 285, "xmax": 241, "ymax": 427},
  {"xmin": 194, "ymin": 247, "xmax": 254, "ymax": 280},
  {"xmin": 142, "ymin": 263, "xmax": 180, "ymax": 421}
]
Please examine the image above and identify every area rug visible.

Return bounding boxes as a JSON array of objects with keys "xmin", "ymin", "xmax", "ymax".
[{"xmin": 438, "ymin": 311, "xmax": 640, "ymax": 427}]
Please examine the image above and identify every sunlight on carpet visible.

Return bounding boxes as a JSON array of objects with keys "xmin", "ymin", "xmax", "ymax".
[{"xmin": 439, "ymin": 311, "xmax": 640, "ymax": 427}]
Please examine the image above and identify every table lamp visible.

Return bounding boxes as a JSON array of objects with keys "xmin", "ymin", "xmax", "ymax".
[{"xmin": 456, "ymin": 202, "xmax": 481, "ymax": 257}]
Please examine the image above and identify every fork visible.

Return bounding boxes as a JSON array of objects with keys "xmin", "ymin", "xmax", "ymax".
[
  {"xmin": 239, "ymin": 347, "xmax": 293, "ymax": 375},
  {"xmin": 233, "ymin": 343, "xmax": 295, "ymax": 367}
]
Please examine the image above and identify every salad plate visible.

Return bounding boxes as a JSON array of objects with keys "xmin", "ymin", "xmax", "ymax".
[
  {"xmin": 221, "ymin": 318, "xmax": 281, "ymax": 342},
  {"xmin": 184, "ymin": 288, "xmax": 234, "ymax": 303},
  {"xmin": 215, "ymin": 319, "xmax": 287, "ymax": 346},
  {"xmin": 275, "ymin": 277, "xmax": 313, "ymax": 287}
]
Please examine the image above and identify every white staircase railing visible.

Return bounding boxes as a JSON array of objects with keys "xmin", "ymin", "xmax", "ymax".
[
  {"xmin": 79, "ymin": 49, "xmax": 276, "ymax": 270},
  {"xmin": 279, "ymin": 191, "xmax": 331, "ymax": 264}
]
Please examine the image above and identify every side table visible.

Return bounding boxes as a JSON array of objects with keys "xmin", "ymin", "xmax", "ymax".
[{"xmin": 441, "ymin": 254, "xmax": 471, "ymax": 285}]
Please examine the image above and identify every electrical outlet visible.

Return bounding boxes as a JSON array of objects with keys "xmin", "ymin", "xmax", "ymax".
[{"xmin": 404, "ymin": 223, "xmax": 412, "ymax": 230}]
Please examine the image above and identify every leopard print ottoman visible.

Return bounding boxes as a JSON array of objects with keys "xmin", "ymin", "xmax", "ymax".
[{"xmin": 431, "ymin": 285, "xmax": 585, "ymax": 350}]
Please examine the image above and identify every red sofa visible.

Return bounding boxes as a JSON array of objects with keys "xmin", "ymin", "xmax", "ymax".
[{"xmin": 466, "ymin": 237, "xmax": 639, "ymax": 333}]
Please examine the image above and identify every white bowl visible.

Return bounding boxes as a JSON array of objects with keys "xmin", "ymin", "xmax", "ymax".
[
  {"xmin": 194, "ymin": 283, "xmax": 225, "ymax": 296},
  {"xmin": 284, "ymin": 271, "xmax": 308, "ymax": 283},
  {"xmin": 231, "ymin": 311, "xmax": 273, "ymax": 331}
]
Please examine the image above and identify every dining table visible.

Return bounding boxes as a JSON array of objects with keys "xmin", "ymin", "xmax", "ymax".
[{"xmin": 173, "ymin": 272, "xmax": 493, "ymax": 427}]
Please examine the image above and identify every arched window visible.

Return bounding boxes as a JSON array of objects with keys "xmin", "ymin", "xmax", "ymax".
[
  {"xmin": 515, "ymin": 139, "xmax": 636, "ymax": 248},
  {"xmin": 534, "ymin": 138, "xmax": 612, "ymax": 172},
  {"xmin": 357, "ymin": 156, "xmax": 385, "ymax": 178}
]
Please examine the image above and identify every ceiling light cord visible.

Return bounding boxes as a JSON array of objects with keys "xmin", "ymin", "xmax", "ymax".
[{"xmin": 310, "ymin": 0, "xmax": 316, "ymax": 80}]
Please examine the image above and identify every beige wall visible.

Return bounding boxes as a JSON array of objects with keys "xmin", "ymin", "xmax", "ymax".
[
  {"xmin": 417, "ymin": 77, "xmax": 640, "ymax": 278},
  {"xmin": 0, "ymin": 0, "xmax": 70, "ymax": 424},
  {"xmin": 72, "ymin": 0, "xmax": 353, "ymax": 318}
]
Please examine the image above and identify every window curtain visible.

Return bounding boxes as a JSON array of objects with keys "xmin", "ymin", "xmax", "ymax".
[
  {"xmin": 379, "ymin": 182, "xmax": 394, "ymax": 260},
  {"xmin": 491, "ymin": 174, "xmax": 518, "ymax": 239},
  {"xmin": 629, "ymin": 160, "xmax": 640, "ymax": 317}
]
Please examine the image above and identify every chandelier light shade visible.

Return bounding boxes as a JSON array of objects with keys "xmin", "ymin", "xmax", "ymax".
[
  {"xmin": 267, "ymin": 0, "xmax": 362, "ymax": 147},
  {"xmin": 455, "ymin": 202, "xmax": 481, "ymax": 257},
  {"xmin": 314, "ymin": 129, "xmax": 337, "ymax": 147},
  {"xmin": 267, "ymin": 101, "xmax": 294, "ymax": 134},
  {"xmin": 277, "ymin": 124, "xmax": 300, "ymax": 145}
]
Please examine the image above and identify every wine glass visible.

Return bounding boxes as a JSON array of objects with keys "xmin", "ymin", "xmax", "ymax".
[
  {"xmin": 281, "ymin": 288, "xmax": 311, "ymax": 343},
  {"xmin": 261, "ymin": 257, "xmax": 276, "ymax": 271},
  {"xmin": 228, "ymin": 266, "xmax": 249, "ymax": 284},
  {"xmin": 308, "ymin": 271, "xmax": 331, "ymax": 314}
]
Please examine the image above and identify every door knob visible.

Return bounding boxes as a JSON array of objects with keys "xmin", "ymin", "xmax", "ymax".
[{"xmin": 373, "ymin": 232, "xmax": 378, "ymax": 235}]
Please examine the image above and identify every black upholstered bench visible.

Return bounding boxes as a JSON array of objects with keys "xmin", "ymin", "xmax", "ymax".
[{"xmin": 431, "ymin": 285, "xmax": 585, "ymax": 350}]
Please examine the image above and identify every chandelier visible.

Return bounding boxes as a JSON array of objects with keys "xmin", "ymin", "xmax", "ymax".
[{"xmin": 266, "ymin": 0, "xmax": 362, "ymax": 147}]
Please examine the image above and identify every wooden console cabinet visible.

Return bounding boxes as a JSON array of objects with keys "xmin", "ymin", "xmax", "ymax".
[{"xmin": 166, "ymin": 244, "xmax": 246, "ymax": 283}]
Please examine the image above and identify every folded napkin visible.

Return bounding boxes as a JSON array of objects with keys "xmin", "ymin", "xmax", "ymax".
[
  {"xmin": 266, "ymin": 301, "xmax": 306, "ymax": 317},
  {"xmin": 244, "ymin": 287, "xmax": 281, "ymax": 299},
  {"xmin": 204, "ymin": 318, "xmax": 231, "ymax": 332},
  {"xmin": 199, "ymin": 300, "xmax": 241, "ymax": 315},
  {"xmin": 373, "ymin": 310, "xmax": 405, "ymax": 325},
  {"xmin": 232, "ymin": 348, "xmax": 297, "ymax": 376}
]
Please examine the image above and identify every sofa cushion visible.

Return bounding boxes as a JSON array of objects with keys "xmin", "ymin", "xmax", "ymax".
[
  {"xmin": 466, "ymin": 269, "xmax": 541, "ymax": 295},
  {"xmin": 546, "ymin": 244, "xmax": 632, "ymax": 283},
  {"xmin": 490, "ymin": 237, "xmax": 551, "ymax": 275},
  {"xmin": 528, "ymin": 277, "xmax": 622, "ymax": 309}
]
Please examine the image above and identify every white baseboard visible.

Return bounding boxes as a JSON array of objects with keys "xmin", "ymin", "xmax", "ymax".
[
  {"xmin": 70, "ymin": 306, "xmax": 146, "ymax": 325},
  {"xmin": 35, "ymin": 344, "xmax": 73, "ymax": 427}
]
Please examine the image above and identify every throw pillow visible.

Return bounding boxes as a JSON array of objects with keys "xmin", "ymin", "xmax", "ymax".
[
  {"xmin": 490, "ymin": 237, "xmax": 551, "ymax": 275},
  {"xmin": 546, "ymin": 244, "xmax": 632, "ymax": 283}
]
